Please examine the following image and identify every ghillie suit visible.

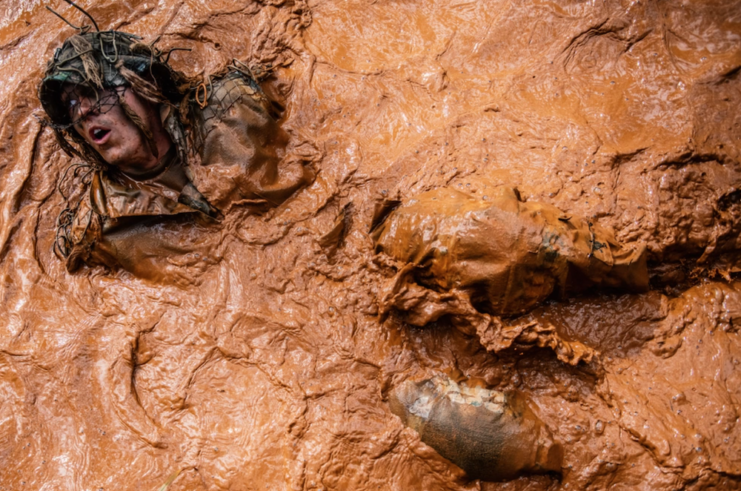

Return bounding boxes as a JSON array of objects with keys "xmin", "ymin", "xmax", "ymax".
[{"xmin": 39, "ymin": 29, "xmax": 316, "ymax": 272}]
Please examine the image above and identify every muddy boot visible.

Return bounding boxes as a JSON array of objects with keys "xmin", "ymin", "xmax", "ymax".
[{"xmin": 388, "ymin": 376, "xmax": 563, "ymax": 481}]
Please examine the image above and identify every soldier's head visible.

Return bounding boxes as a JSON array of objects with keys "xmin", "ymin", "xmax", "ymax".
[{"xmin": 39, "ymin": 30, "xmax": 189, "ymax": 175}]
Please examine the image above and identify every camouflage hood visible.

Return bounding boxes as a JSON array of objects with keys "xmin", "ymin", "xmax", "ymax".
[{"xmin": 39, "ymin": 30, "xmax": 185, "ymax": 129}]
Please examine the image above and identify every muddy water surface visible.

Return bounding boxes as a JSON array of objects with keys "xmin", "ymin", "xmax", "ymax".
[{"xmin": 1, "ymin": 0, "xmax": 741, "ymax": 489}]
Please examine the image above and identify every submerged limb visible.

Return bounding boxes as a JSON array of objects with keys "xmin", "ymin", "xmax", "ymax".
[
  {"xmin": 94, "ymin": 214, "xmax": 219, "ymax": 286},
  {"xmin": 373, "ymin": 186, "xmax": 648, "ymax": 318},
  {"xmin": 389, "ymin": 375, "xmax": 563, "ymax": 482}
]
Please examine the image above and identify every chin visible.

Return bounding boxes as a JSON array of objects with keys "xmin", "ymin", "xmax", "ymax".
[
  {"xmin": 102, "ymin": 154, "xmax": 126, "ymax": 167},
  {"xmin": 102, "ymin": 149, "xmax": 135, "ymax": 168}
]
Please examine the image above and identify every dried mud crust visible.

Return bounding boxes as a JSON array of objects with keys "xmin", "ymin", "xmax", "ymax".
[{"xmin": 1, "ymin": 1, "xmax": 741, "ymax": 490}]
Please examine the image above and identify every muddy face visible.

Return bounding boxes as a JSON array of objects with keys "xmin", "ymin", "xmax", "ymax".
[{"xmin": 62, "ymin": 84, "xmax": 172, "ymax": 176}]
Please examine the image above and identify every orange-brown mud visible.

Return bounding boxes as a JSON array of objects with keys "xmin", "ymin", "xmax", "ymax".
[{"xmin": 2, "ymin": 1, "xmax": 741, "ymax": 489}]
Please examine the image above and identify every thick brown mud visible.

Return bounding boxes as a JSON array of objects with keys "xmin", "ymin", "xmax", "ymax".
[{"xmin": 1, "ymin": 1, "xmax": 741, "ymax": 490}]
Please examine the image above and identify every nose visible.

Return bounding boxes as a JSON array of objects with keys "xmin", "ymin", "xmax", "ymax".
[
  {"xmin": 71, "ymin": 94, "xmax": 100, "ymax": 135},
  {"xmin": 76, "ymin": 95, "xmax": 96, "ymax": 120}
]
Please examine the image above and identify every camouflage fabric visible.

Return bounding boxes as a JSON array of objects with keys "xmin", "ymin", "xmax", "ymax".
[{"xmin": 39, "ymin": 30, "xmax": 184, "ymax": 130}]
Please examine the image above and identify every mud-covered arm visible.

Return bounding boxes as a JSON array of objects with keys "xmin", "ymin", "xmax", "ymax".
[
  {"xmin": 88, "ymin": 214, "xmax": 212, "ymax": 285},
  {"xmin": 60, "ymin": 197, "xmax": 210, "ymax": 285},
  {"xmin": 372, "ymin": 186, "xmax": 649, "ymax": 319}
]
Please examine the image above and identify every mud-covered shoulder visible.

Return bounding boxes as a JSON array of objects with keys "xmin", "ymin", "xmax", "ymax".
[{"xmin": 188, "ymin": 69, "xmax": 273, "ymax": 153}]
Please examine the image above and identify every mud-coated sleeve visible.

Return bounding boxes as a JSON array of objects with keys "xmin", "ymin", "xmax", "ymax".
[
  {"xmin": 372, "ymin": 186, "xmax": 648, "ymax": 320},
  {"xmin": 188, "ymin": 74, "xmax": 316, "ymax": 212}
]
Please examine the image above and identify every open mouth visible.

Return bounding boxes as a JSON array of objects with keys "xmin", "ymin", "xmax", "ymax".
[{"xmin": 89, "ymin": 127, "xmax": 111, "ymax": 144}]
